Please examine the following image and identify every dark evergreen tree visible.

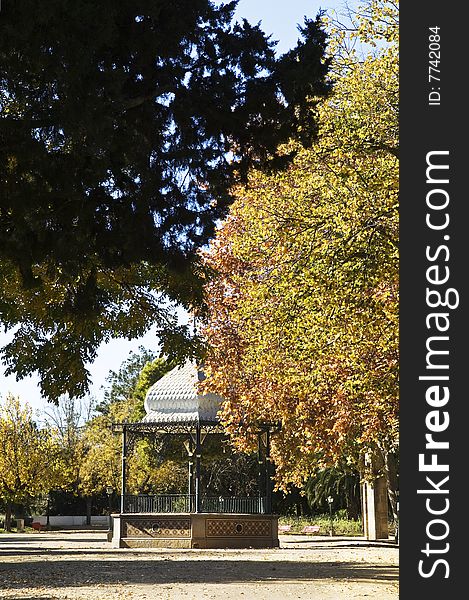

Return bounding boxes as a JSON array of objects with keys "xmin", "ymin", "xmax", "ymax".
[{"xmin": 0, "ymin": 1, "xmax": 330, "ymax": 401}]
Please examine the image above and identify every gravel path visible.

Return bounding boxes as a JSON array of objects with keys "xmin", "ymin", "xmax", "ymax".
[{"xmin": 0, "ymin": 531, "xmax": 399, "ymax": 599}]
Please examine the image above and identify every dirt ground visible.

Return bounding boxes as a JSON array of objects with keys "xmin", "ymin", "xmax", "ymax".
[{"xmin": 0, "ymin": 530, "xmax": 398, "ymax": 600}]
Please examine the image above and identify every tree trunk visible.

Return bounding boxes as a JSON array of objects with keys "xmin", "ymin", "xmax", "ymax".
[
  {"xmin": 346, "ymin": 488, "xmax": 361, "ymax": 521},
  {"xmin": 4, "ymin": 502, "xmax": 12, "ymax": 532},
  {"xmin": 86, "ymin": 496, "xmax": 92, "ymax": 526},
  {"xmin": 360, "ymin": 451, "xmax": 389, "ymax": 540},
  {"xmin": 383, "ymin": 451, "xmax": 399, "ymax": 522}
]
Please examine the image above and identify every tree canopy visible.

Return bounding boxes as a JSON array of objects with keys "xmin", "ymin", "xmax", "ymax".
[
  {"xmin": 0, "ymin": 395, "xmax": 62, "ymax": 529},
  {"xmin": 0, "ymin": 0, "xmax": 330, "ymax": 402},
  {"xmin": 201, "ymin": 0, "xmax": 398, "ymax": 491}
]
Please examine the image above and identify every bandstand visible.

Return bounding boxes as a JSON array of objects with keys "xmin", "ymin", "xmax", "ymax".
[{"xmin": 111, "ymin": 361, "xmax": 280, "ymax": 548}]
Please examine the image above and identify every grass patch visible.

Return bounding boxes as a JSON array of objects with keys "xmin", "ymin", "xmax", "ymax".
[
  {"xmin": 279, "ymin": 512, "xmax": 396, "ymax": 536},
  {"xmin": 279, "ymin": 513, "xmax": 363, "ymax": 536}
]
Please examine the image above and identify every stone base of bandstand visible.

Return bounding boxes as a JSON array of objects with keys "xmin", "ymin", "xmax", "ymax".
[{"xmin": 111, "ymin": 512, "xmax": 279, "ymax": 549}]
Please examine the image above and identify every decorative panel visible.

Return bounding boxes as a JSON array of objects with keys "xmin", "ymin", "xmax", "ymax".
[
  {"xmin": 206, "ymin": 518, "xmax": 271, "ymax": 538},
  {"xmin": 124, "ymin": 518, "xmax": 191, "ymax": 538}
]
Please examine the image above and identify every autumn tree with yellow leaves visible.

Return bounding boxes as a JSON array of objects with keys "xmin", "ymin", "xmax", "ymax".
[
  {"xmin": 0, "ymin": 395, "xmax": 62, "ymax": 530},
  {"xmin": 201, "ymin": 0, "xmax": 399, "ymax": 516}
]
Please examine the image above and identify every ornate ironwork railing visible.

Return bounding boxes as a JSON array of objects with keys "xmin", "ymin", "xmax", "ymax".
[
  {"xmin": 124, "ymin": 494, "xmax": 195, "ymax": 513},
  {"xmin": 123, "ymin": 494, "xmax": 266, "ymax": 514},
  {"xmin": 201, "ymin": 495, "xmax": 266, "ymax": 514}
]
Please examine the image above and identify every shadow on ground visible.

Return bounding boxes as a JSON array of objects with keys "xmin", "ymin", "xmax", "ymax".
[{"xmin": 0, "ymin": 556, "xmax": 398, "ymax": 590}]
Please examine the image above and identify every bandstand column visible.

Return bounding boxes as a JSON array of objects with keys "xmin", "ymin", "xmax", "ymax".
[
  {"xmin": 188, "ymin": 456, "xmax": 194, "ymax": 497},
  {"xmin": 120, "ymin": 425, "xmax": 127, "ymax": 513},
  {"xmin": 257, "ymin": 433, "xmax": 264, "ymax": 511},
  {"xmin": 265, "ymin": 429, "xmax": 272, "ymax": 514},
  {"xmin": 195, "ymin": 424, "xmax": 202, "ymax": 513}
]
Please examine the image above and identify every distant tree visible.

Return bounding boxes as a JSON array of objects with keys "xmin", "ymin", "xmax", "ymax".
[
  {"xmin": 77, "ymin": 403, "xmax": 129, "ymax": 500},
  {"xmin": 78, "ymin": 388, "xmax": 187, "ymax": 499},
  {"xmin": 42, "ymin": 395, "xmax": 95, "ymax": 494},
  {"xmin": 0, "ymin": 0, "xmax": 331, "ymax": 402},
  {"xmin": 78, "ymin": 351, "xmax": 175, "ymax": 497},
  {"xmin": 97, "ymin": 347, "xmax": 157, "ymax": 414},
  {"xmin": 0, "ymin": 395, "xmax": 61, "ymax": 530},
  {"xmin": 97, "ymin": 347, "xmax": 174, "ymax": 413},
  {"xmin": 133, "ymin": 355, "xmax": 178, "ymax": 406}
]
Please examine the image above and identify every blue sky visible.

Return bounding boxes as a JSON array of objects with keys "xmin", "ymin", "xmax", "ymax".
[
  {"xmin": 0, "ymin": 0, "xmax": 348, "ymax": 415},
  {"xmin": 233, "ymin": 1, "xmax": 338, "ymax": 53}
]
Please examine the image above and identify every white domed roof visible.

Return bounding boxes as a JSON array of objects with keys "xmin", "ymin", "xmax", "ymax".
[{"xmin": 143, "ymin": 361, "xmax": 223, "ymax": 424}]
